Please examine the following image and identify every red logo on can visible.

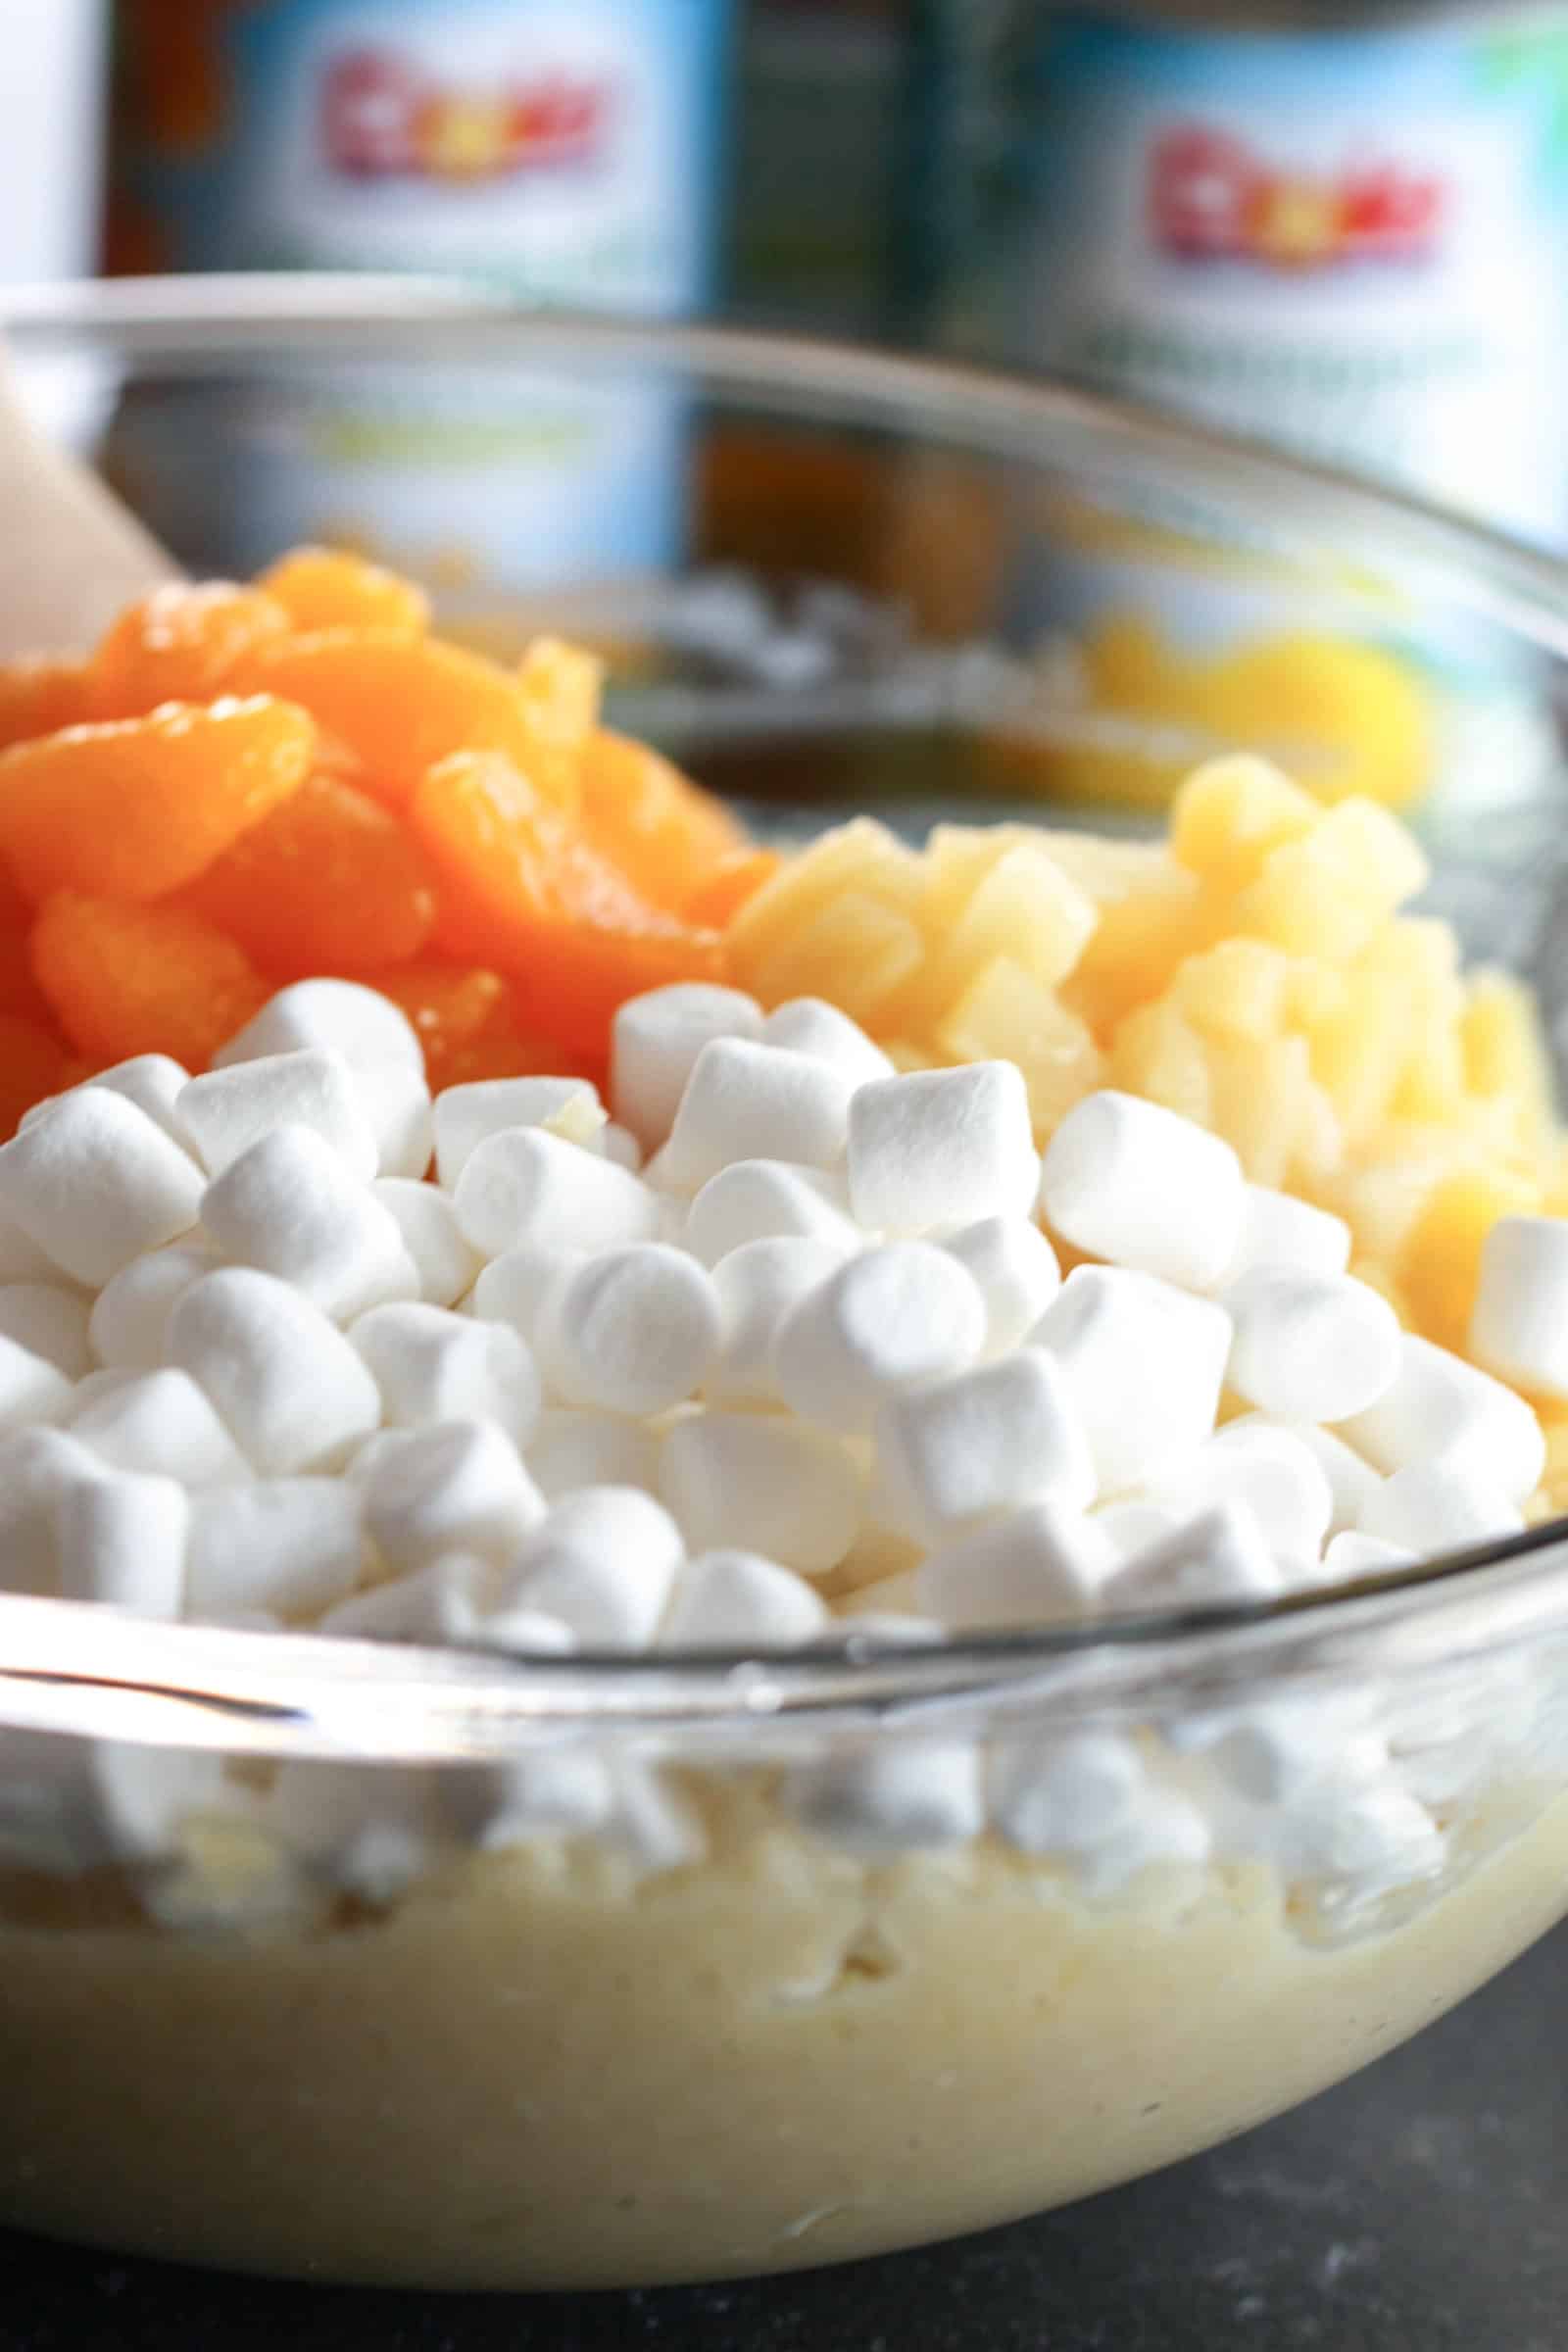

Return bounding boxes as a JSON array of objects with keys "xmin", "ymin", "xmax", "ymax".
[
  {"xmin": 322, "ymin": 47, "xmax": 613, "ymax": 181},
  {"xmin": 1151, "ymin": 126, "xmax": 1446, "ymax": 270}
]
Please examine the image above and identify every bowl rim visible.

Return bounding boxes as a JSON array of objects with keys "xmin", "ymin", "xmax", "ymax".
[{"xmin": 2, "ymin": 276, "xmax": 1567, "ymax": 1751}]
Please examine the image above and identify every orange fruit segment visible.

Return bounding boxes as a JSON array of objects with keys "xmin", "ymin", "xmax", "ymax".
[
  {"xmin": 259, "ymin": 546, "xmax": 430, "ymax": 636},
  {"xmin": 580, "ymin": 727, "xmax": 746, "ymax": 909},
  {"xmin": 31, "ymin": 893, "xmax": 270, "ymax": 1070},
  {"xmin": 358, "ymin": 960, "xmax": 509, "ymax": 1089},
  {"xmin": 0, "ymin": 1013, "xmax": 70, "ymax": 1142},
  {"xmin": 0, "ymin": 656, "xmax": 98, "ymax": 752},
  {"xmin": 684, "ymin": 846, "xmax": 784, "ymax": 929},
  {"xmin": 0, "ymin": 864, "xmax": 51, "ymax": 1020},
  {"xmin": 178, "ymin": 770, "xmax": 436, "ymax": 977},
  {"xmin": 92, "ymin": 582, "xmax": 293, "ymax": 716}
]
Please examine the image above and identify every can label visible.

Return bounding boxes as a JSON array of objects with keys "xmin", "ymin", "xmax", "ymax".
[{"xmin": 1022, "ymin": 11, "xmax": 1568, "ymax": 542}]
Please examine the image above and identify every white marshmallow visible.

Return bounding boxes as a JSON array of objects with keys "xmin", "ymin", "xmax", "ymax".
[
  {"xmin": 660, "ymin": 1548, "xmax": 830, "ymax": 1649},
  {"xmin": 787, "ymin": 1741, "xmax": 985, "ymax": 1856},
  {"xmin": 847, "ymin": 1062, "xmax": 1039, "ymax": 1234},
  {"xmin": 662, "ymin": 1037, "xmax": 857, "ymax": 1193},
  {"xmin": 940, "ymin": 1216, "xmax": 1060, "ymax": 1357},
  {"xmin": 444, "ymin": 1748, "xmax": 614, "ymax": 1848},
  {"xmin": 352, "ymin": 1302, "xmax": 541, "ymax": 1446},
  {"xmin": 1223, "ymin": 1266, "xmax": 1400, "ymax": 1424},
  {"xmin": 28, "ymin": 1054, "xmax": 192, "ymax": 1148},
  {"xmin": 319, "ymin": 1555, "xmax": 499, "ymax": 1646},
  {"xmin": 468, "ymin": 1244, "xmax": 585, "ymax": 1343},
  {"xmin": 1138, "ymin": 1424, "xmax": 1333, "ymax": 1571},
  {"xmin": 0, "ymin": 1202, "xmax": 57, "ymax": 1282},
  {"xmin": 0, "ymin": 1427, "xmax": 106, "ymax": 1593},
  {"xmin": 433, "ymin": 1076, "xmax": 605, "ymax": 1190},
  {"xmin": 988, "ymin": 1731, "xmax": 1146, "ymax": 1855},
  {"xmin": 1032, "ymin": 1265, "xmax": 1232, "ymax": 1494},
  {"xmin": 0, "ymin": 1334, "xmax": 72, "ymax": 1431},
  {"xmin": 760, "ymin": 998, "xmax": 895, "ymax": 1086},
  {"xmin": 500, "ymin": 1487, "xmax": 685, "ymax": 1648},
  {"xmin": 1338, "ymin": 1332, "xmax": 1544, "ymax": 1503},
  {"xmin": 1092, "ymin": 1499, "xmax": 1190, "ymax": 1559},
  {"xmin": 55, "ymin": 1471, "xmax": 188, "ymax": 1618},
  {"xmin": 453, "ymin": 1128, "xmax": 660, "ymax": 1259},
  {"xmin": 1324, "ymin": 1530, "xmax": 1416, "ymax": 1581},
  {"xmin": 89, "ymin": 1740, "xmax": 223, "ymax": 1866},
  {"xmin": 1469, "ymin": 1215, "xmax": 1568, "ymax": 1401},
  {"xmin": 176, "ymin": 1050, "xmax": 378, "ymax": 1182},
  {"xmin": 0, "ymin": 1088, "xmax": 203, "ymax": 1287},
  {"xmin": 1228, "ymin": 1413, "xmax": 1382, "ymax": 1537},
  {"xmin": 916, "ymin": 1499, "xmax": 1114, "ymax": 1629},
  {"xmin": 354, "ymin": 1058, "xmax": 434, "ymax": 1180},
  {"xmin": 599, "ymin": 1123, "xmax": 642, "ymax": 1172},
  {"xmin": 1076, "ymin": 1788, "xmax": 1213, "ymax": 1895},
  {"xmin": 87, "ymin": 1243, "xmax": 213, "ymax": 1372},
  {"xmin": 683, "ymin": 1158, "xmax": 860, "ymax": 1269},
  {"xmin": 604, "ymin": 1761, "xmax": 708, "ymax": 1874},
  {"xmin": 1040, "ymin": 1090, "xmax": 1245, "ymax": 1290},
  {"xmin": 876, "ymin": 1348, "xmax": 1096, "ymax": 1542},
  {"xmin": 371, "ymin": 1178, "xmax": 480, "ymax": 1308},
  {"xmin": 527, "ymin": 1407, "xmax": 662, "ymax": 1500},
  {"xmin": 536, "ymin": 1246, "xmax": 721, "ymax": 1417},
  {"xmin": 268, "ymin": 1761, "xmax": 437, "ymax": 1901},
  {"xmin": 706, "ymin": 1236, "xmax": 851, "ymax": 1406},
  {"xmin": 168, "ymin": 1268, "xmax": 383, "ymax": 1475},
  {"xmin": 661, "ymin": 1411, "xmax": 860, "ymax": 1574},
  {"xmin": 201, "ymin": 1125, "xmax": 416, "ymax": 1322},
  {"xmin": 1103, "ymin": 1501, "xmax": 1284, "ymax": 1613},
  {"xmin": 611, "ymin": 983, "xmax": 763, "ymax": 1149},
  {"xmin": 69, "ymin": 1367, "xmax": 250, "ymax": 1487},
  {"xmin": 771, "ymin": 1242, "xmax": 987, "ymax": 1431},
  {"xmin": 186, "ymin": 1480, "xmax": 364, "ymax": 1621},
  {"xmin": 1216, "ymin": 1183, "xmax": 1352, "ymax": 1286},
  {"xmin": 214, "ymin": 978, "xmax": 424, "ymax": 1078},
  {"xmin": 1358, "ymin": 1461, "xmax": 1524, "ymax": 1555},
  {"xmin": 364, "ymin": 1420, "xmax": 544, "ymax": 1573}
]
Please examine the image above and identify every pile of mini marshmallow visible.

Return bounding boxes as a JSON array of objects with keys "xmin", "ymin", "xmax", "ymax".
[{"xmin": 0, "ymin": 973, "xmax": 1556, "ymax": 1897}]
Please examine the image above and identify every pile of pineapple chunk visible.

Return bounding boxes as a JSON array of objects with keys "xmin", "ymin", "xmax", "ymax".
[{"xmin": 729, "ymin": 756, "xmax": 1566, "ymax": 1498}]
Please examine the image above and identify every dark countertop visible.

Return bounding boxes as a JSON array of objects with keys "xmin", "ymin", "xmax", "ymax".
[{"xmin": 4, "ymin": 1919, "xmax": 1564, "ymax": 2352}]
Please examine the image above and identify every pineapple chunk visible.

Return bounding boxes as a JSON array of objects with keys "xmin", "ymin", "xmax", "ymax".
[
  {"xmin": 1399, "ymin": 1161, "xmax": 1542, "ymax": 1353},
  {"xmin": 1108, "ymin": 998, "xmax": 1213, "ymax": 1127},
  {"xmin": 935, "ymin": 956, "xmax": 1102, "ymax": 1132},
  {"xmin": 746, "ymin": 891, "xmax": 925, "ymax": 1026},
  {"xmin": 906, "ymin": 842, "xmax": 1098, "ymax": 1030},
  {"xmin": 1462, "ymin": 970, "xmax": 1556, "ymax": 1156},
  {"xmin": 1170, "ymin": 754, "xmax": 1319, "ymax": 893},
  {"xmin": 727, "ymin": 817, "xmax": 922, "ymax": 969},
  {"xmin": 1235, "ymin": 798, "xmax": 1430, "ymax": 960},
  {"xmin": 1063, "ymin": 867, "xmax": 1217, "ymax": 1039},
  {"xmin": 1205, "ymin": 1034, "xmax": 1320, "ymax": 1191},
  {"xmin": 1174, "ymin": 938, "xmax": 1292, "ymax": 1044}
]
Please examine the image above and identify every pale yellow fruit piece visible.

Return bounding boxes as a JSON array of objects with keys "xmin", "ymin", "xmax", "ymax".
[
  {"xmin": 1289, "ymin": 1068, "xmax": 1346, "ymax": 1193},
  {"xmin": 1328, "ymin": 1131, "xmax": 1462, "ymax": 1263},
  {"xmin": 920, "ymin": 823, "xmax": 1036, "ymax": 929},
  {"xmin": 1063, "ymin": 868, "xmax": 1218, "ymax": 1039},
  {"xmin": 745, "ymin": 890, "xmax": 925, "ymax": 1027},
  {"xmin": 1537, "ymin": 1418, "xmax": 1568, "ymax": 1515},
  {"xmin": 1108, "ymin": 998, "xmax": 1213, "ymax": 1127},
  {"xmin": 1398, "ymin": 1161, "xmax": 1542, "ymax": 1353},
  {"xmin": 1174, "ymin": 938, "xmax": 1292, "ymax": 1044},
  {"xmin": 1307, "ymin": 991, "xmax": 1410, "ymax": 1145},
  {"xmin": 881, "ymin": 1039, "xmax": 932, "ymax": 1074},
  {"xmin": 726, "ymin": 817, "xmax": 922, "ymax": 970},
  {"xmin": 936, "ymin": 956, "xmax": 1102, "ymax": 1133},
  {"xmin": 1169, "ymin": 754, "xmax": 1319, "ymax": 893},
  {"xmin": 1028, "ymin": 829, "xmax": 1180, "ymax": 906},
  {"xmin": 1461, "ymin": 970, "xmax": 1556, "ymax": 1156},
  {"xmin": 906, "ymin": 842, "xmax": 1098, "ymax": 1030},
  {"xmin": 1286, "ymin": 959, "xmax": 1349, "ymax": 1030},
  {"xmin": 1234, "ymin": 799, "xmax": 1429, "ymax": 960},
  {"xmin": 1205, "ymin": 1034, "xmax": 1316, "ymax": 1190}
]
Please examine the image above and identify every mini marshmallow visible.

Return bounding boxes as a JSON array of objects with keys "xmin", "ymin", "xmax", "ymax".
[
  {"xmin": 604, "ymin": 1761, "xmax": 708, "ymax": 1875},
  {"xmin": 87, "ymin": 1243, "xmax": 213, "ymax": 1373},
  {"xmin": 202, "ymin": 1126, "xmax": 416, "ymax": 1322},
  {"xmin": 683, "ymin": 1158, "xmax": 860, "ymax": 1269},
  {"xmin": 268, "ymin": 1761, "xmax": 437, "ymax": 1901},
  {"xmin": 787, "ymin": 1741, "xmax": 985, "ymax": 1856},
  {"xmin": 1216, "ymin": 1183, "xmax": 1352, "ymax": 1286},
  {"xmin": 0, "ymin": 1334, "xmax": 72, "ymax": 1431},
  {"xmin": 599, "ymin": 1123, "xmax": 642, "ymax": 1172},
  {"xmin": 176, "ymin": 1050, "xmax": 378, "ymax": 1182},
  {"xmin": 186, "ymin": 1480, "xmax": 365, "ymax": 1621},
  {"xmin": 1324, "ymin": 1530, "xmax": 1416, "ymax": 1581},
  {"xmin": 916, "ymin": 1499, "xmax": 1114, "ymax": 1629},
  {"xmin": 213, "ymin": 978, "xmax": 424, "ymax": 1077},
  {"xmin": 434, "ymin": 1076, "xmax": 606, "ymax": 1190},
  {"xmin": 453, "ymin": 1128, "xmax": 660, "ymax": 1259},
  {"xmin": 0, "ymin": 1427, "xmax": 106, "ymax": 1593},
  {"xmin": 1274, "ymin": 1780, "xmax": 1444, "ymax": 1900},
  {"xmin": 371, "ymin": 1179, "xmax": 481, "ymax": 1308},
  {"xmin": 988, "ymin": 1731, "xmax": 1146, "ymax": 1855},
  {"xmin": 55, "ymin": 1471, "xmax": 188, "ymax": 1618},
  {"xmin": 771, "ymin": 1242, "xmax": 987, "ymax": 1431},
  {"xmin": 69, "ymin": 1366, "xmax": 251, "ymax": 1487},
  {"xmin": 0, "ymin": 1089, "xmax": 203, "ymax": 1287},
  {"xmin": 611, "ymin": 983, "xmax": 763, "ymax": 1149},
  {"xmin": 467, "ymin": 1246, "xmax": 581, "ymax": 1343},
  {"xmin": 706, "ymin": 1236, "xmax": 851, "ymax": 1406},
  {"xmin": 500, "ymin": 1487, "xmax": 685, "ymax": 1648},
  {"xmin": 1040, "ymin": 1091, "xmax": 1246, "ymax": 1291},
  {"xmin": 760, "ymin": 998, "xmax": 895, "ymax": 1086},
  {"xmin": 1338, "ymin": 1333, "xmax": 1545, "ymax": 1503},
  {"xmin": 876, "ymin": 1349, "xmax": 1096, "ymax": 1543},
  {"xmin": 660, "ymin": 1548, "xmax": 830, "ymax": 1649},
  {"xmin": 1223, "ymin": 1266, "xmax": 1400, "ymax": 1424},
  {"xmin": 1470, "ymin": 1216, "xmax": 1568, "ymax": 1401},
  {"xmin": 1358, "ymin": 1461, "xmax": 1524, "ymax": 1555},
  {"xmin": 661, "ymin": 1411, "xmax": 860, "ymax": 1574},
  {"xmin": 88, "ymin": 1740, "xmax": 224, "ymax": 1868},
  {"xmin": 1077, "ymin": 1788, "xmax": 1213, "ymax": 1896},
  {"xmin": 319, "ymin": 1555, "xmax": 504, "ymax": 1647},
  {"xmin": 352, "ymin": 1302, "xmax": 540, "ymax": 1446},
  {"xmin": 444, "ymin": 1748, "xmax": 614, "ymax": 1848},
  {"xmin": 527, "ymin": 1407, "xmax": 662, "ymax": 1500},
  {"xmin": 1138, "ymin": 1424, "xmax": 1333, "ymax": 1571},
  {"xmin": 662, "ymin": 1037, "xmax": 858, "ymax": 1193},
  {"xmin": 1184, "ymin": 1692, "xmax": 1384, "ymax": 1804},
  {"xmin": 169, "ymin": 1268, "xmax": 383, "ymax": 1475},
  {"xmin": 0, "ymin": 1203, "xmax": 57, "ymax": 1283},
  {"xmin": 940, "ymin": 1216, "xmax": 1060, "ymax": 1357},
  {"xmin": 1104, "ymin": 1501, "xmax": 1284, "ymax": 1613},
  {"xmin": 24, "ymin": 1054, "xmax": 192, "ymax": 1148},
  {"xmin": 364, "ymin": 1420, "xmax": 544, "ymax": 1573},
  {"xmin": 353, "ymin": 1058, "xmax": 433, "ymax": 1180},
  {"xmin": 1032, "ymin": 1266, "xmax": 1232, "ymax": 1494},
  {"xmin": 535, "ymin": 1246, "xmax": 721, "ymax": 1418},
  {"xmin": 847, "ymin": 1062, "xmax": 1039, "ymax": 1233},
  {"xmin": 1228, "ymin": 1414, "xmax": 1382, "ymax": 1537}
]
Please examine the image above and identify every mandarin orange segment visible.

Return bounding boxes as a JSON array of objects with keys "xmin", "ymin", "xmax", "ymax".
[
  {"xmin": 235, "ymin": 631, "xmax": 564, "ymax": 808},
  {"xmin": 683, "ymin": 846, "xmax": 784, "ymax": 929},
  {"xmin": 412, "ymin": 751, "xmax": 725, "ymax": 1054},
  {"xmin": 0, "ymin": 696, "xmax": 317, "ymax": 906},
  {"xmin": 515, "ymin": 637, "xmax": 604, "ymax": 805},
  {"xmin": 92, "ymin": 582, "xmax": 293, "ymax": 716},
  {"xmin": 259, "ymin": 546, "xmax": 430, "ymax": 637},
  {"xmin": 0, "ymin": 864, "xmax": 50, "ymax": 1020},
  {"xmin": 0, "ymin": 655, "xmax": 98, "ymax": 751},
  {"xmin": 178, "ymin": 771, "xmax": 436, "ymax": 977},
  {"xmin": 0, "ymin": 1013, "xmax": 70, "ymax": 1141},
  {"xmin": 362, "ymin": 960, "xmax": 509, "ymax": 1088},
  {"xmin": 30, "ymin": 893, "xmax": 270, "ymax": 1070},
  {"xmin": 580, "ymin": 728, "xmax": 746, "ymax": 908}
]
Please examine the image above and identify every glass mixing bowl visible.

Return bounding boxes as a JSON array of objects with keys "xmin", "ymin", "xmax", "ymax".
[{"xmin": 3, "ymin": 282, "xmax": 1568, "ymax": 2291}]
